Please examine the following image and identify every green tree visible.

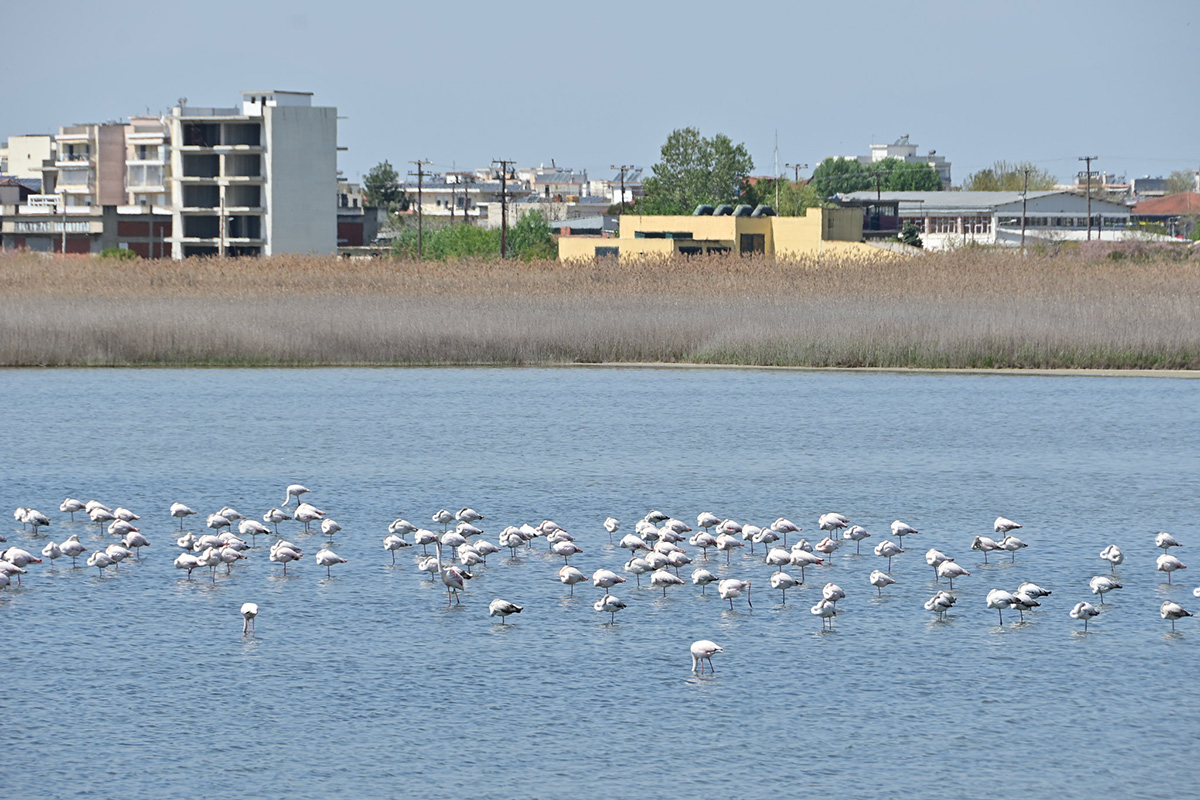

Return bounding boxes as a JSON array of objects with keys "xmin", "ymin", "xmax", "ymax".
[
  {"xmin": 508, "ymin": 211, "xmax": 557, "ymax": 260},
  {"xmin": 809, "ymin": 157, "xmax": 873, "ymax": 196},
  {"xmin": 744, "ymin": 178, "xmax": 823, "ymax": 216},
  {"xmin": 639, "ymin": 127, "xmax": 754, "ymax": 214},
  {"xmin": 811, "ymin": 156, "xmax": 943, "ymax": 197},
  {"xmin": 899, "ymin": 221, "xmax": 923, "ymax": 248},
  {"xmin": 363, "ymin": 160, "xmax": 405, "ymax": 208},
  {"xmin": 1166, "ymin": 169, "xmax": 1198, "ymax": 195},
  {"xmin": 879, "ymin": 158, "xmax": 942, "ymax": 191},
  {"xmin": 963, "ymin": 161, "xmax": 1058, "ymax": 192}
]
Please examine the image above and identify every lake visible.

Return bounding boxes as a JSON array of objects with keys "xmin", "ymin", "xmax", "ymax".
[{"xmin": 2, "ymin": 366, "xmax": 1197, "ymax": 799}]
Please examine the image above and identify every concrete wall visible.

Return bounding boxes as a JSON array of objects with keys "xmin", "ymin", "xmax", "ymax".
[
  {"xmin": 264, "ymin": 104, "xmax": 337, "ymax": 255},
  {"xmin": 3, "ymin": 135, "xmax": 54, "ymax": 181}
]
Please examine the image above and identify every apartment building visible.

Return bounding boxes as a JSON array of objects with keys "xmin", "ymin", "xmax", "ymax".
[{"xmin": 168, "ymin": 90, "xmax": 338, "ymax": 257}]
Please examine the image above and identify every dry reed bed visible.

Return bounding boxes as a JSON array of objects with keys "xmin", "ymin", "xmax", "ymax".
[{"xmin": 1, "ymin": 251, "xmax": 1198, "ymax": 369}]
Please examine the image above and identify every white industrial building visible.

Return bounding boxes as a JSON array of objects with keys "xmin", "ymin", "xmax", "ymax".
[
  {"xmin": 168, "ymin": 90, "xmax": 338, "ymax": 258},
  {"xmin": 842, "ymin": 135, "xmax": 952, "ymax": 188},
  {"xmin": 837, "ymin": 190, "xmax": 1140, "ymax": 250}
]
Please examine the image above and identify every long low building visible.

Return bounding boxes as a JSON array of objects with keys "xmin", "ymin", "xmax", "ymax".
[
  {"xmin": 558, "ymin": 206, "xmax": 905, "ymax": 261},
  {"xmin": 835, "ymin": 190, "xmax": 1140, "ymax": 250}
]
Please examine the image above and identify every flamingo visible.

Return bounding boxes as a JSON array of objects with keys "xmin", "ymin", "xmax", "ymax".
[
  {"xmin": 170, "ymin": 502, "xmax": 197, "ymax": 529},
  {"xmin": 294, "ymin": 503, "xmax": 326, "ymax": 532},
  {"xmin": 873, "ymin": 540, "xmax": 904, "ymax": 572},
  {"xmin": 283, "ymin": 484, "xmax": 310, "ymax": 506},
  {"xmin": 315, "ymin": 548, "xmax": 347, "ymax": 577},
  {"xmin": 593, "ymin": 593, "xmax": 626, "ymax": 623},
  {"xmin": 559, "ymin": 565, "xmax": 587, "ymax": 596},
  {"xmin": 689, "ymin": 531, "xmax": 718, "ymax": 559},
  {"xmin": 417, "ymin": 555, "xmax": 440, "ymax": 580},
  {"xmin": 488, "ymin": 598, "xmax": 522, "ymax": 624},
  {"xmin": 715, "ymin": 533, "xmax": 745, "ymax": 564},
  {"xmin": 60, "ymin": 535, "xmax": 87, "ymax": 567},
  {"xmin": 603, "ymin": 517, "xmax": 620, "ymax": 543},
  {"xmin": 2, "ymin": 547, "xmax": 41, "ymax": 572},
  {"xmin": 0, "ymin": 561, "xmax": 26, "ymax": 585},
  {"xmin": 218, "ymin": 532, "xmax": 249, "ymax": 551},
  {"xmin": 121, "ymin": 531, "xmax": 151, "ymax": 558},
  {"xmin": 815, "ymin": 537, "xmax": 840, "ymax": 564},
  {"xmin": 1156, "ymin": 531, "xmax": 1182, "ymax": 551},
  {"xmin": 986, "ymin": 588, "xmax": 1020, "ymax": 625},
  {"xmin": 434, "ymin": 540, "xmax": 471, "ymax": 605},
  {"xmin": 205, "ymin": 513, "xmax": 231, "ymax": 535},
  {"xmin": 456, "ymin": 507, "xmax": 483, "ymax": 523},
  {"xmin": 766, "ymin": 547, "xmax": 793, "ymax": 573},
  {"xmin": 196, "ymin": 547, "xmax": 222, "ymax": 581},
  {"xmin": 89, "ymin": 507, "xmax": 116, "ymax": 527},
  {"xmin": 383, "ymin": 534, "xmax": 411, "ymax": 564},
  {"xmin": 770, "ymin": 571, "xmax": 801, "ymax": 603},
  {"xmin": 174, "ymin": 552, "xmax": 202, "ymax": 578},
  {"xmin": 811, "ymin": 598, "xmax": 837, "ymax": 630},
  {"xmin": 269, "ymin": 542, "xmax": 303, "ymax": 575},
  {"xmin": 413, "ymin": 529, "xmax": 438, "ymax": 555},
  {"xmin": 388, "ymin": 518, "xmax": 417, "ymax": 538},
  {"xmin": 926, "ymin": 548, "xmax": 951, "ymax": 580},
  {"xmin": 1099, "ymin": 544, "xmax": 1124, "ymax": 573},
  {"xmin": 218, "ymin": 507, "xmax": 246, "ymax": 523},
  {"xmin": 937, "ymin": 561, "xmax": 970, "ymax": 590},
  {"xmin": 690, "ymin": 640, "xmax": 722, "ymax": 674},
  {"xmin": 241, "ymin": 602, "xmax": 258, "ymax": 634},
  {"xmin": 551, "ymin": 540, "xmax": 583, "ymax": 564},
  {"xmin": 41, "ymin": 540, "xmax": 63, "ymax": 567},
  {"xmin": 890, "ymin": 520, "xmax": 917, "ymax": 549},
  {"xmin": 12, "ymin": 507, "xmax": 29, "ymax": 530},
  {"xmin": 23, "ymin": 509, "xmax": 51, "ymax": 534},
  {"xmin": 84, "ymin": 500, "xmax": 110, "ymax": 515},
  {"xmin": 86, "ymin": 551, "xmax": 114, "ymax": 576},
  {"xmin": 1017, "ymin": 582, "xmax": 1051, "ymax": 599},
  {"xmin": 869, "ymin": 569, "xmax": 896, "ymax": 596},
  {"xmin": 113, "ymin": 508, "xmax": 140, "ymax": 522},
  {"xmin": 1069, "ymin": 600, "xmax": 1099, "ymax": 630},
  {"xmin": 1157, "ymin": 553, "xmax": 1187, "ymax": 583},
  {"xmin": 842, "ymin": 525, "xmax": 870, "ymax": 554},
  {"xmin": 593, "ymin": 568, "xmax": 627, "ymax": 594},
  {"xmin": 650, "ymin": 568, "xmax": 684, "ymax": 598},
  {"xmin": 821, "ymin": 582, "xmax": 845, "ymax": 606},
  {"xmin": 819, "ymin": 513, "xmax": 850, "ymax": 538},
  {"xmin": 239, "ymin": 519, "xmax": 270, "ymax": 547},
  {"xmin": 619, "ymin": 534, "xmax": 651, "ymax": 557},
  {"xmin": 320, "ymin": 519, "xmax": 342, "ymax": 539},
  {"xmin": 1000, "ymin": 535, "xmax": 1027, "ymax": 562},
  {"xmin": 994, "ymin": 516, "xmax": 1022, "ymax": 534},
  {"xmin": 107, "ymin": 519, "xmax": 139, "ymax": 538},
  {"xmin": 696, "ymin": 512, "xmax": 721, "ymax": 536},
  {"xmin": 1089, "ymin": 575, "xmax": 1121, "ymax": 603},
  {"xmin": 263, "ymin": 507, "xmax": 292, "ymax": 534},
  {"xmin": 59, "ymin": 498, "xmax": 85, "ymax": 520},
  {"xmin": 971, "ymin": 536, "xmax": 1004, "ymax": 563},
  {"xmin": 1160, "ymin": 601, "xmax": 1192, "ymax": 631},
  {"xmin": 772, "ymin": 518, "xmax": 801, "ymax": 547},
  {"xmin": 691, "ymin": 568, "xmax": 718, "ymax": 594},
  {"xmin": 218, "ymin": 546, "xmax": 247, "ymax": 573},
  {"xmin": 790, "ymin": 549, "xmax": 823, "ymax": 582},
  {"xmin": 644, "ymin": 510, "xmax": 669, "ymax": 524},
  {"xmin": 623, "ymin": 557, "xmax": 651, "ymax": 586},
  {"xmin": 925, "ymin": 590, "xmax": 956, "ymax": 619},
  {"xmin": 718, "ymin": 579, "xmax": 752, "ymax": 611}
]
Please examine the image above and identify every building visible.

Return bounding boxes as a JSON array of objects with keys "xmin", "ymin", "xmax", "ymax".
[
  {"xmin": 1132, "ymin": 192, "xmax": 1200, "ymax": 238},
  {"xmin": 836, "ymin": 190, "xmax": 1136, "ymax": 249},
  {"xmin": 399, "ymin": 170, "xmax": 532, "ymax": 225},
  {"xmin": 558, "ymin": 205, "xmax": 903, "ymax": 261},
  {"xmin": 168, "ymin": 90, "xmax": 338, "ymax": 258},
  {"xmin": 0, "ymin": 134, "xmax": 54, "ymax": 184},
  {"xmin": 40, "ymin": 122, "xmax": 128, "ymax": 208},
  {"xmin": 843, "ymin": 135, "xmax": 951, "ymax": 188},
  {"xmin": 1, "ymin": 200, "xmax": 170, "ymax": 256}
]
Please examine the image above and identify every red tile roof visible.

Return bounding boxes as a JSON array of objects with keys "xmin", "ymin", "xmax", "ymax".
[{"xmin": 1133, "ymin": 192, "xmax": 1200, "ymax": 216}]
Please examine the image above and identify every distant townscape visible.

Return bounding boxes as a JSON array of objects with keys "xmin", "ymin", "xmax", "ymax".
[{"xmin": 2, "ymin": 90, "xmax": 1198, "ymax": 260}]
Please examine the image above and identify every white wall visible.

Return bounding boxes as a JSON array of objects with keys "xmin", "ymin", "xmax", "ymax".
[{"xmin": 264, "ymin": 104, "xmax": 337, "ymax": 255}]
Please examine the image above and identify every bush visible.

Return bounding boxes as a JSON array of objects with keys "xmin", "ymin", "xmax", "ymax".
[{"xmin": 98, "ymin": 247, "xmax": 138, "ymax": 260}]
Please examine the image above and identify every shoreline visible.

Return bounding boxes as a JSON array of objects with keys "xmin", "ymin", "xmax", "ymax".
[{"xmin": 3, "ymin": 360, "xmax": 1198, "ymax": 378}]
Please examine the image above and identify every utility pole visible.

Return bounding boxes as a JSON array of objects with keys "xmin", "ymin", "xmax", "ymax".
[
  {"xmin": 408, "ymin": 159, "xmax": 432, "ymax": 258},
  {"xmin": 1020, "ymin": 168, "xmax": 1029, "ymax": 255},
  {"xmin": 785, "ymin": 163, "xmax": 807, "ymax": 184},
  {"xmin": 1078, "ymin": 155, "xmax": 1098, "ymax": 241},
  {"xmin": 610, "ymin": 164, "xmax": 632, "ymax": 214},
  {"xmin": 492, "ymin": 159, "xmax": 514, "ymax": 258}
]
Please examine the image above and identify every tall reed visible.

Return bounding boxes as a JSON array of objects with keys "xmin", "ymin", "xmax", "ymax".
[{"xmin": 1, "ymin": 250, "xmax": 1198, "ymax": 369}]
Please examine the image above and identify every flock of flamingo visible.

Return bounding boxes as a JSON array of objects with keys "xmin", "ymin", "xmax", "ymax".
[{"xmin": 6, "ymin": 484, "xmax": 1197, "ymax": 672}]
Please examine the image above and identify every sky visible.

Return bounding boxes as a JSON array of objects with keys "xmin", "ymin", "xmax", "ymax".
[{"xmin": 4, "ymin": 0, "xmax": 1198, "ymax": 187}]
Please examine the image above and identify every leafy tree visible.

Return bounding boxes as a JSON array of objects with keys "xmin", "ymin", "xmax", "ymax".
[
  {"xmin": 899, "ymin": 221, "xmax": 923, "ymax": 248},
  {"xmin": 810, "ymin": 156, "xmax": 942, "ymax": 197},
  {"xmin": 99, "ymin": 247, "xmax": 138, "ymax": 260},
  {"xmin": 1166, "ymin": 169, "xmax": 1198, "ymax": 195},
  {"xmin": 963, "ymin": 161, "xmax": 1058, "ymax": 192},
  {"xmin": 363, "ymin": 160, "xmax": 406, "ymax": 209},
  {"xmin": 744, "ymin": 178, "xmax": 823, "ymax": 216},
  {"xmin": 640, "ymin": 127, "xmax": 754, "ymax": 214},
  {"xmin": 508, "ymin": 211, "xmax": 557, "ymax": 260}
]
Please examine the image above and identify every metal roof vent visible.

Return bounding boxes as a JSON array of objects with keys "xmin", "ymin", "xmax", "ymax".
[
  {"xmin": 713, "ymin": 204, "xmax": 734, "ymax": 216},
  {"xmin": 693, "ymin": 204, "xmax": 714, "ymax": 216},
  {"xmin": 750, "ymin": 204, "xmax": 777, "ymax": 217},
  {"xmin": 732, "ymin": 204, "xmax": 754, "ymax": 217}
]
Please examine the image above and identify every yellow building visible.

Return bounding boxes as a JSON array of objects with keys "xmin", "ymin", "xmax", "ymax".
[{"xmin": 558, "ymin": 206, "xmax": 906, "ymax": 261}]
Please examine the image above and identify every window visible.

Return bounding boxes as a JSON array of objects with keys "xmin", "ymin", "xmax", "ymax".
[
  {"xmin": 899, "ymin": 217, "xmax": 925, "ymax": 232},
  {"xmin": 930, "ymin": 216, "xmax": 957, "ymax": 233}
]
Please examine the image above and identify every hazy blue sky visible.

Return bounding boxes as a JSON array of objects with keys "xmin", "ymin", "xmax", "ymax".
[{"xmin": 5, "ymin": 0, "xmax": 1197, "ymax": 186}]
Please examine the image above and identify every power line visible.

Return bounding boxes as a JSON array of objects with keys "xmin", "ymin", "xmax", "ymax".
[
  {"xmin": 610, "ymin": 164, "xmax": 632, "ymax": 214},
  {"xmin": 1078, "ymin": 155, "xmax": 1098, "ymax": 241}
]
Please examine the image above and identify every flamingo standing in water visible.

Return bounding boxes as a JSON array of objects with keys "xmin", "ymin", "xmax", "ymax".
[
  {"xmin": 60, "ymin": 498, "xmax": 85, "ymax": 521},
  {"xmin": 1157, "ymin": 553, "xmax": 1187, "ymax": 584},
  {"xmin": 559, "ymin": 565, "xmax": 587, "ymax": 596},
  {"xmin": 294, "ymin": 503, "xmax": 326, "ymax": 532},
  {"xmin": 1099, "ymin": 544, "xmax": 1123, "ymax": 574},
  {"xmin": 315, "ymin": 548, "xmax": 347, "ymax": 578},
  {"xmin": 594, "ymin": 593, "xmax": 626, "ymax": 623},
  {"xmin": 811, "ymin": 598, "xmax": 837, "ymax": 630},
  {"xmin": 170, "ymin": 502, "xmax": 197, "ymax": 529},
  {"xmin": 1070, "ymin": 601, "xmax": 1099, "ymax": 631},
  {"xmin": 383, "ymin": 534, "xmax": 411, "ymax": 564},
  {"xmin": 60, "ymin": 535, "xmax": 87, "ymax": 567},
  {"xmin": 890, "ymin": 520, "xmax": 917, "ymax": 549},
  {"xmin": 603, "ymin": 517, "xmax": 620, "ymax": 543},
  {"xmin": 241, "ymin": 602, "xmax": 258, "ymax": 634},
  {"xmin": 1161, "ymin": 601, "xmax": 1192, "ymax": 631},
  {"xmin": 869, "ymin": 570, "xmax": 896, "ymax": 596},
  {"xmin": 770, "ymin": 571, "xmax": 801, "ymax": 604},
  {"xmin": 690, "ymin": 640, "xmax": 722, "ymax": 674},
  {"xmin": 842, "ymin": 525, "xmax": 871, "ymax": 554},
  {"xmin": 874, "ymin": 540, "xmax": 904, "ymax": 572},
  {"xmin": 283, "ymin": 484, "xmax": 310, "ymax": 506},
  {"xmin": 925, "ymin": 590, "xmax": 956, "ymax": 619},
  {"xmin": 937, "ymin": 560, "xmax": 970, "ymax": 590},
  {"xmin": 263, "ymin": 507, "xmax": 292, "ymax": 534},
  {"xmin": 994, "ymin": 516, "xmax": 1022, "ymax": 535},
  {"xmin": 718, "ymin": 579, "xmax": 752, "ymax": 611},
  {"xmin": 691, "ymin": 568, "xmax": 718, "ymax": 594},
  {"xmin": 488, "ymin": 598, "xmax": 523, "ymax": 624}
]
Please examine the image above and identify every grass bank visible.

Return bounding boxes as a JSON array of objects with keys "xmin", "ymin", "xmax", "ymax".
[{"xmin": 1, "ymin": 249, "xmax": 1199, "ymax": 369}]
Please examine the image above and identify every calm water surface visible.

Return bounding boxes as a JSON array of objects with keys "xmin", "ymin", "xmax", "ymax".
[{"xmin": 2, "ymin": 367, "xmax": 1198, "ymax": 799}]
